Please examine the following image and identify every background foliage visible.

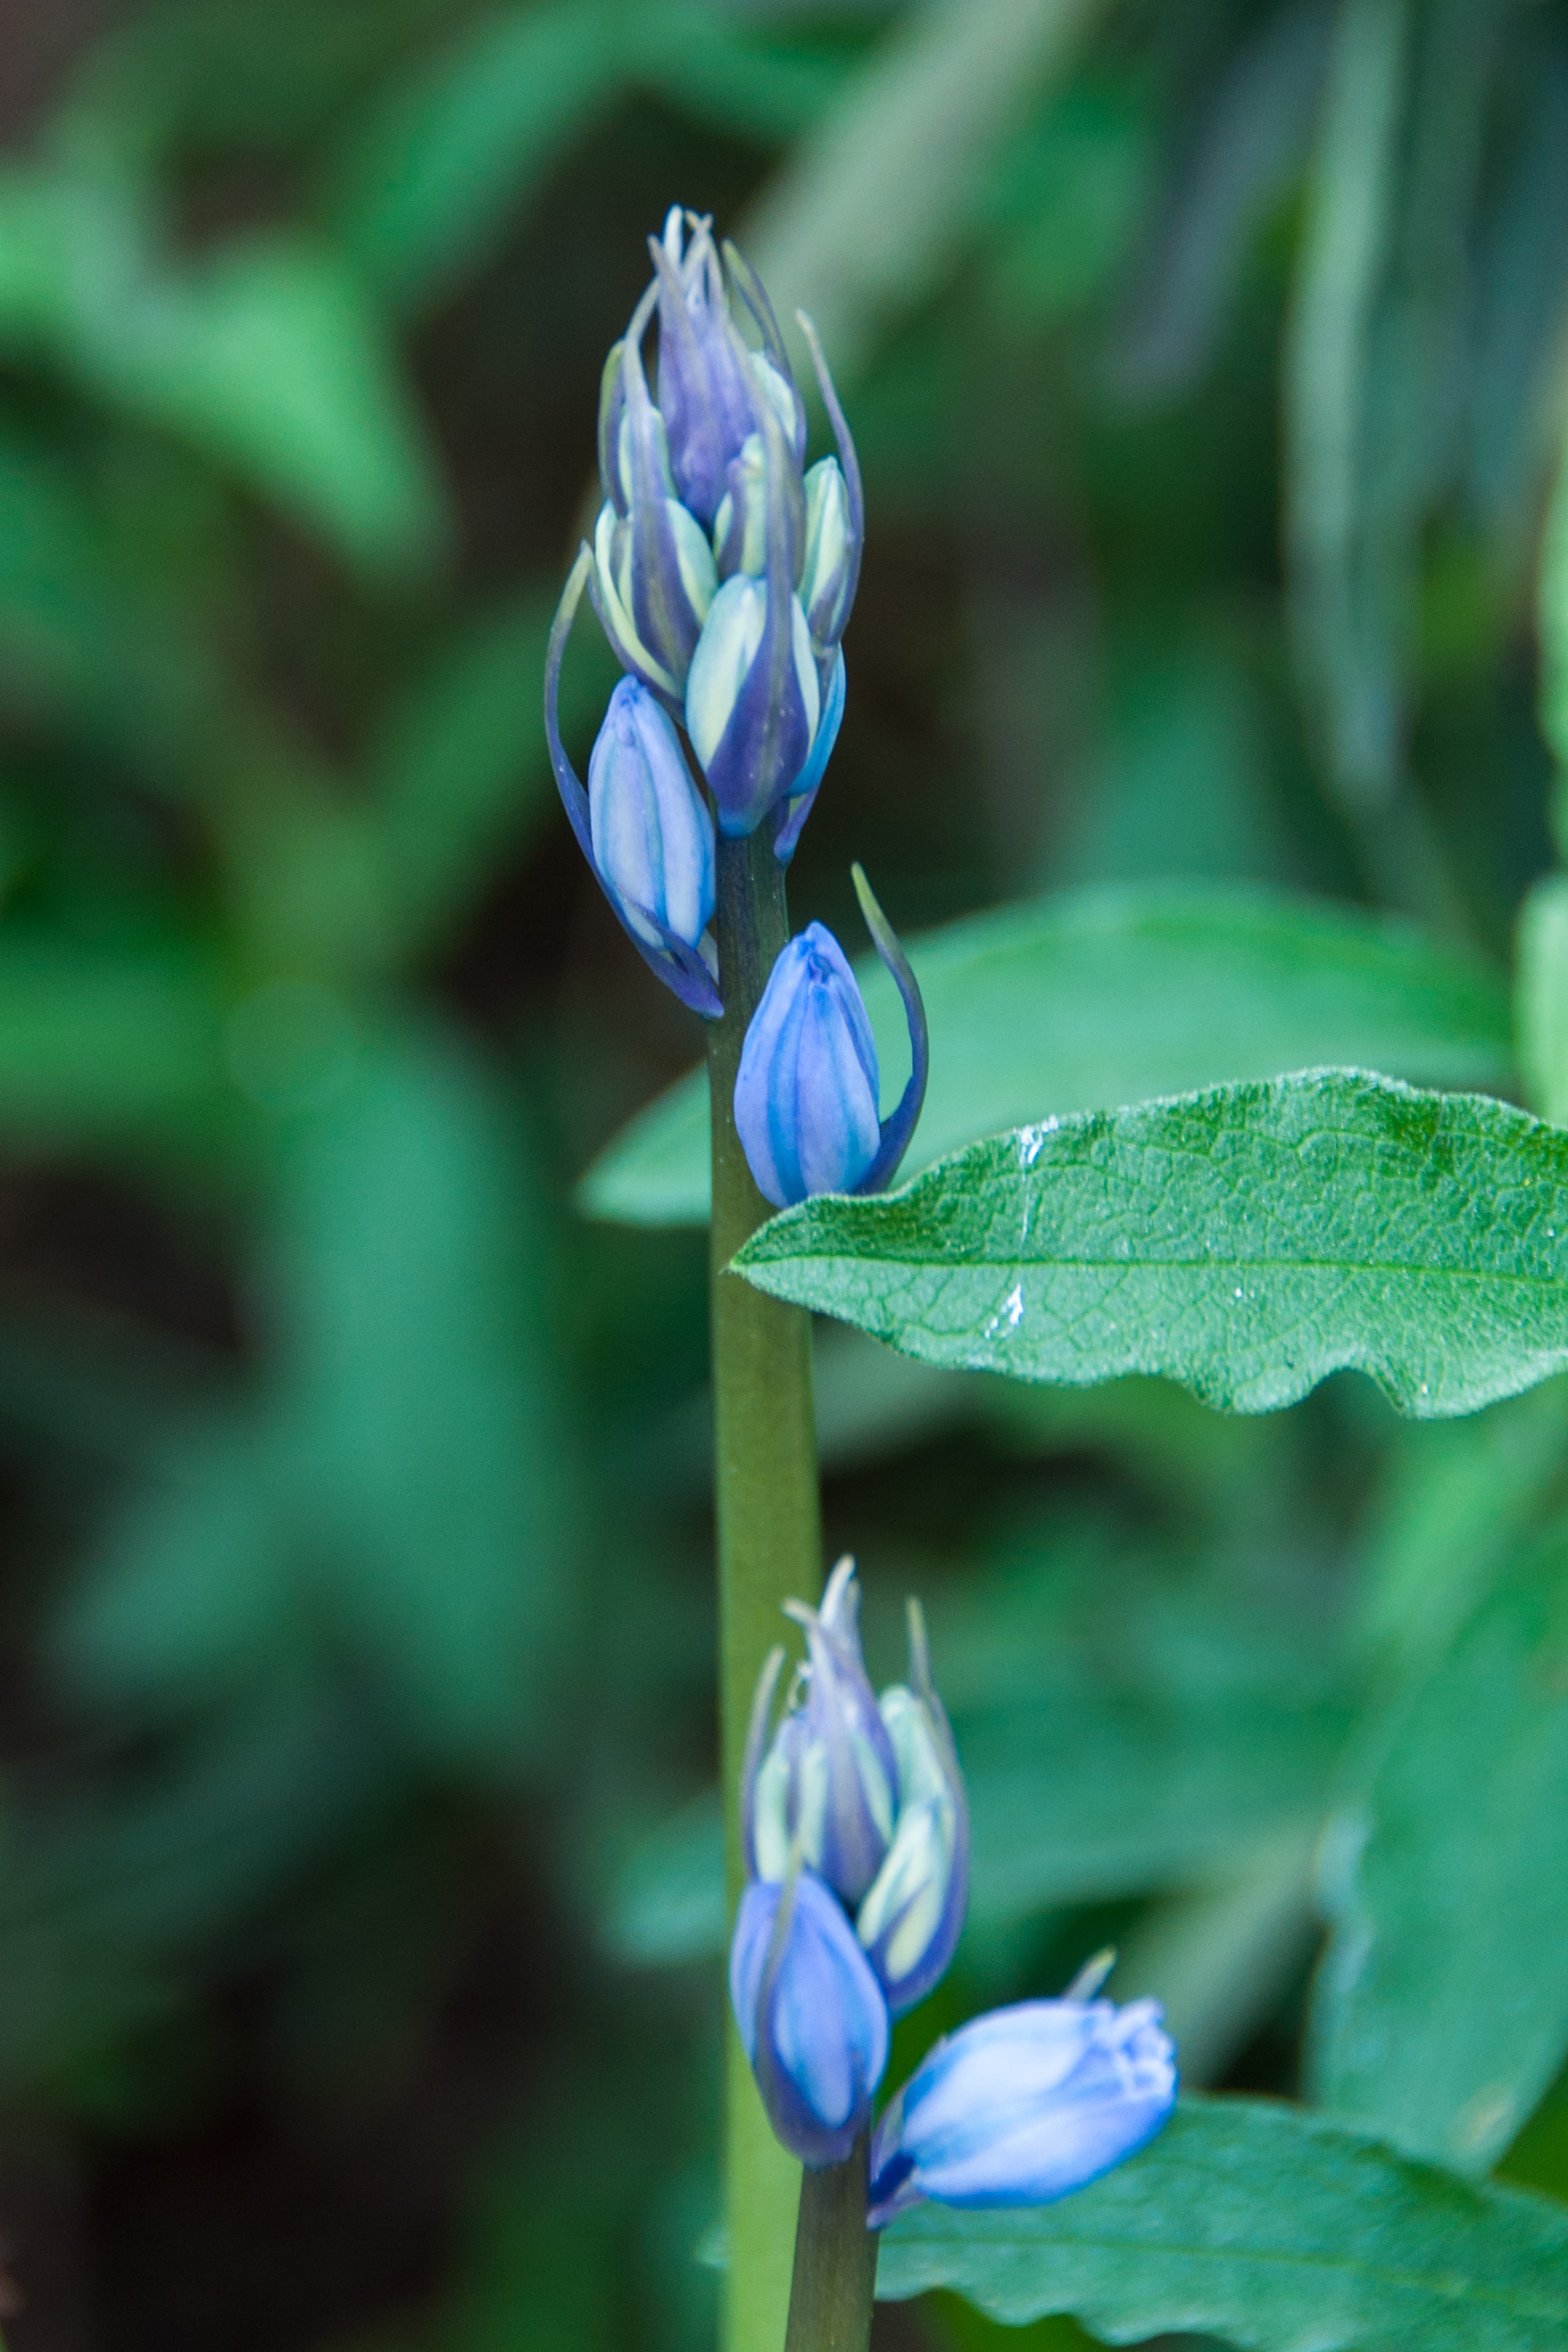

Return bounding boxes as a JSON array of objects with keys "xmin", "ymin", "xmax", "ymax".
[{"xmin": 0, "ymin": 0, "xmax": 1566, "ymax": 2347}]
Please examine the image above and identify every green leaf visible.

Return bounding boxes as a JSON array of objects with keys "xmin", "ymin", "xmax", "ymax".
[
  {"xmin": 0, "ymin": 174, "xmax": 447, "ymax": 574},
  {"xmin": 600, "ymin": 1789, "xmax": 725, "ymax": 1967},
  {"xmin": 741, "ymin": 0, "xmax": 1110, "ymax": 382},
  {"xmin": 276, "ymin": 1026, "xmax": 578, "ymax": 1765},
  {"xmin": 97, "ymin": 232, "xmax": 449, "ymax": 576},
  {"xmin": 637, "ymin": 9, "xmax": 857, "ymax": 143},
  {"xmin": 1310, "ymin": 1516, "xmax": 1568, "ymax": 2171},
  {"xmin": 56, "ymin": 1026, "xmax": 579, "ymax": 1770},
  {"xmin": 366, "ymin": 591, "xmax": 614, "ymax": 957},
  {"xmin": 580, "ymin": 882, "xmax": 1513, "ymax": 1226},
  {"xmin": 877, "ymin": 2095, "xmax": 1568, "ymax": 2352},
  {"xmin": 0, "ymin": 937, "xmax": 226, "ymax": 1139},
  {"xmin": 1515, "ymin": 874, "xmax": 1568, "ymax": 1122},
  {"xmin": 327, "ymin": 1, "xmax": 621, "ymax": 311},
  {"xmin": 962, "ymin": 1685, "xmax": 1340, "ymax": 1920},
  {"xmin": 733, "ymin": 1070, "xmax": 1568, "ymax": 1418}
]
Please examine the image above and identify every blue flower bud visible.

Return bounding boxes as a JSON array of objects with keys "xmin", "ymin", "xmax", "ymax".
[
  {"xmin": 867, "ymin": 1992, "xmax": 1177, "ymax": 2229},
  {"xmin": 856, "ymin": 1600, "xmax": 969, "ymax": 2014},
  {"xmin": 734, "ymin": 921, "xmax": 880, "ymax": 1207},
  {"xmin": 591, "ymin": 285, "xmax": 717, "ymax": 703},
  {"xmin": 587, "ymin": 677, "xmax": 715, "ymax": 950},
  {"xmin": 801, "ymin": 458, "xmax": 855, "ymax": 652},
  {"xmin": 713, "ymin": 433, "xmax": 767, "ymax": 578},
  {"xmin": 730, "ymin": 1866, "xmax": 890, "ymax": 2167},
  {"xmin": 684, "ymin": 573, "xmax": 820, "ymax": 836},
  {"xmin": 651, "ymin": 210, "xmax": 802, "ymax": 529},
  {"xmin": 734, "ymin": 869, "xmax": 929, "ymax": 1209},
  {"xmin": 545, "ymin": 548, "xmax": 721, "ymax": 1019},
  {"xmin": 712, "ymin": 430, "xmax": 805, "ymax": 586},
  {"xmin": 747, "ymin": 1558, "xmax": 900, "ymax": 1907}
]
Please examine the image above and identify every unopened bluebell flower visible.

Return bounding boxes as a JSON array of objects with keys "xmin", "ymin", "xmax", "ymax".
[
  {"xmin": 730, "ymin": 1865, "xmax": 890, "ymax": 2167},
  {"xmin": 735, "ymin": 918, "xmax": 876, "ymax": 1203},
  {"xmin": 544, "ymin": 551, "xmax": 720, "ymax": 1018},
  {"xmin": 684, "ymin": 338, "xmax": 823, "ymax": 838},
  {"xmin": 741, "ymin": 1560, "xmax": 967, "ymax": 2022},
  {"xmin": 801, "ymin": 459, "xmax": 855, "ymax": 653},
  {"xmin": 854, "ymin": 1600, "xmax": 969, "ymax": 2014},
  {"xmin": 734, "ymin": 867, "xmax": 929, "ymax": 1209},
  {"xmin": 547, "ymin": 205, "xmax": 872, "ymax": 1009},
  {"xmin": 866, "ymin": 1984, "xmax": 1177, "ymax": 2229},
  {"xmin": 651, "ymin": 208, "xmax": 801, "ymax": 529},
  {"xmin": 587, "ymin": 677, "xmax": 715, "ymax": 951},
  {"xmin": 747, "ymin": 1557, "xmax": 899, "ymax": 1906},
  {"xmin": 592, "ymin": 282, "xmax": 717, "ymax": 706}
]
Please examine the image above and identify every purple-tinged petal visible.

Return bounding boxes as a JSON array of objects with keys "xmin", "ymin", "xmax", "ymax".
[
  {"xmin": 773, "ymin": 649, "xmax": 845, "ymax": 867},
  {"xmin": 734, "ymin": 923, "xmax": 880, "ymax": 1207},
  {"xmin": 587, "ymin": 677, "xmax": 715, "ymax": 949},
  {"xmin": 777, "ymin": 1558, "xmax": 900, "ymax": 1905},
  {"xmin": 545, "ymin": 548, "xmax": 722, "ymax": 1019},
  {"xmin": 651, "ymin": 211, "xmax": 759, "ymax": 527},
  {"xmin": 731, "ymin": 1868, "xmax": 890, "ymax": 2168},
  {"xmin": 867, "ymin": 1995, "xmax": 1176, "ymax": 2227}
]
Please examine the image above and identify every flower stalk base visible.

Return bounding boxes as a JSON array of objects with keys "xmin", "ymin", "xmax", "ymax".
[
  {"xmin": 784, "ymin": 2140, "xmax": 877, "ymax": 2352},
  {"xmin": 709, "ymin": 827, "xmax": 824, "ymax": 2352}
]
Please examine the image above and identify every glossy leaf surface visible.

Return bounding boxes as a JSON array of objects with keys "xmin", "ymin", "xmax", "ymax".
[
  {"xmin": 1311, "ymin": 1516, "xmax": 1568, "ymax": 2171},
  {"xmin": 734, "ymin": 1071, "xmax": 1568, "ymax": 1417}
]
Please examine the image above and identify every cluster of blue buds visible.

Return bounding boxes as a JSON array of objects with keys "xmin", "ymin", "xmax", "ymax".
[
  {"xmin": 544, "ymin": 209, "xmax": 864, "ymax": 1015},
  {"xmin": 545, "ymin": 211, "xmax": 927, "ymax": 1207},
  {"xmin": 729, "ymin": 1561, "xmax": 1178, "ymax": 2220}
]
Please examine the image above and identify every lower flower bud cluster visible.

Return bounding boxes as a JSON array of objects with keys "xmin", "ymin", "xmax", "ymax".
[{"xmin": 729, "ymin": 1562, "xmax": 1179, "ymax": 2225}]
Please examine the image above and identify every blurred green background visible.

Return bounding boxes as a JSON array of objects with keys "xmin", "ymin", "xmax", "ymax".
[{"xmin": 0, "ymin": 0, "xmax": 1563, "ymax": 2346}]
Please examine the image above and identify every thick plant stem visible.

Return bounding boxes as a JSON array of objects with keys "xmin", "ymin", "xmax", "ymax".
[
  {"xmin": 784, "ymin": 2141, "xmax": 877, "ymax": 2352},
  {"xmin": 709, "ymin": 828, "xmax": 824, "ymax": 2352}
]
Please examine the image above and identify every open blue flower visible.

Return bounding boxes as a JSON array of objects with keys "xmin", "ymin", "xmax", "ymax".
[{"xmin": 867, "ymin": 1990, "xmax": 1176, "ymax": 2228}]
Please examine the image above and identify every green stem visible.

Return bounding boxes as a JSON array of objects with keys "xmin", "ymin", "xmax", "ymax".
[
  {"xmin": 709, "ymin": 828, "xmax": 824, "ymax": 2352},
  {"xmin": 784, "ymin": 2141, "xmax": 878, "ymax": 2352}
]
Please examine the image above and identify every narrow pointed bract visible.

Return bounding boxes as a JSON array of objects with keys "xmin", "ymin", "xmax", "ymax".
[
  {"xmin": 730, "ymin": 1866, "xmax": 890, "ymax": 2167},
  {"xmin": 867, "ymin": 1992, "xmax": 1177, "ymax": 2229}
]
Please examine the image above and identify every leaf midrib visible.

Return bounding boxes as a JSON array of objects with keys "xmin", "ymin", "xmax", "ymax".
[
  {"xmin": 744, "ymin": 1245, "xmax": 1568, "ymax": 1291},
  {"xmin": 888, "ymin": 2222, "xmax": 1568, "ymax": 2323}
]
